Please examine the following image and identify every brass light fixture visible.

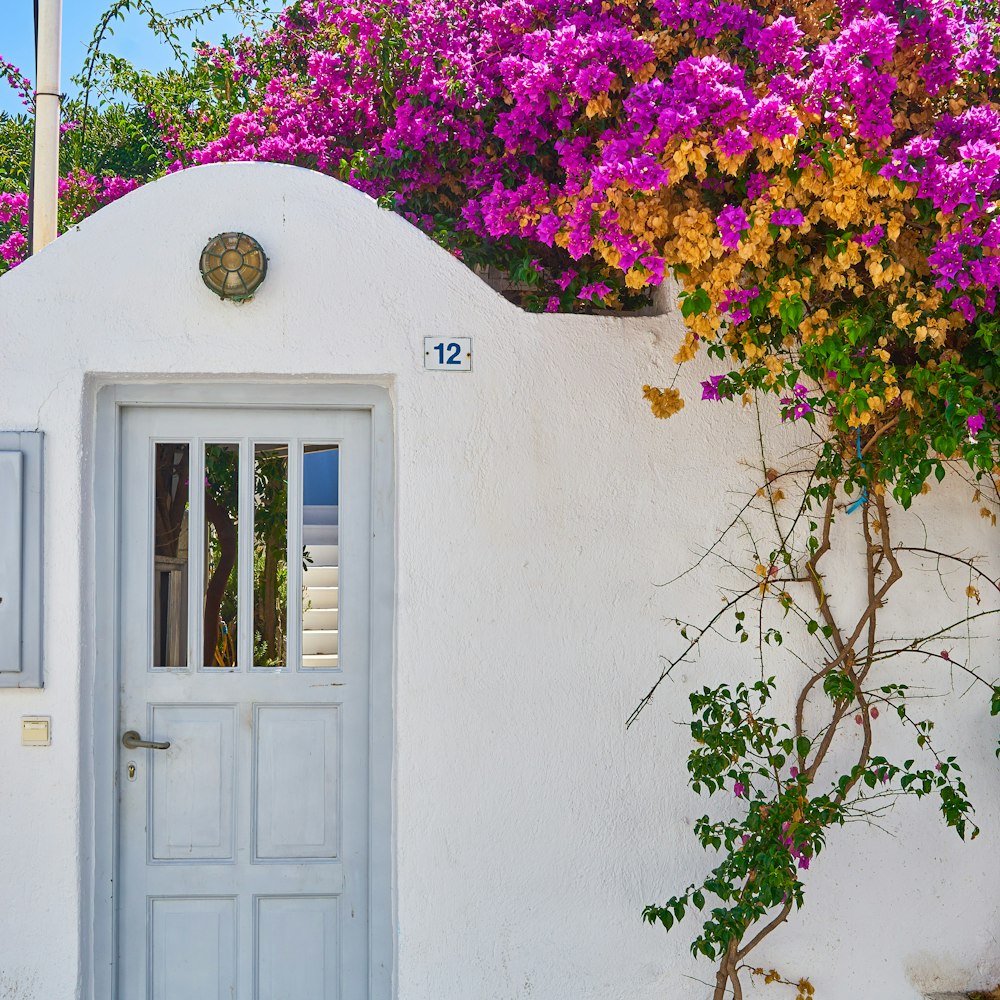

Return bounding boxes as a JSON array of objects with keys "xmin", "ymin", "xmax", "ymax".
[{"xmin": 199, "ymin": 232, "xmax": 267, "ymax": 300}]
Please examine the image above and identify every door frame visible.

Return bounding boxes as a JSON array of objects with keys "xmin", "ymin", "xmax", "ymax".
[{"xmin": 86, "ymin": 380, "xmax": 396, "ymax": 1000}]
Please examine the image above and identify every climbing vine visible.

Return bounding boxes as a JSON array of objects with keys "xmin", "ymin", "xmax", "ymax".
[{"xmin": 634, "ymin": 418, "xmax": 999, "ymax": 997}]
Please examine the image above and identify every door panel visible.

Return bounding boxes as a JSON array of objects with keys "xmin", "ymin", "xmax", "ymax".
[
  {"xmin": 254, "ymin": 704, "xmax": 341, "ymax": 861},
  {"xmin": 256, "ymin": 896, "xmax": 340, "ymax": 1000},
  {"xmin": 149, "ymin": 704, "xmax": 237, "ymax": 862},
  {"xmin": 149, "ymin": 896, "xmax": 237, "ymax": 1000},
  {"xmin": 118, "ymin": 406, "xmax": 372, "ymax": 1000}
]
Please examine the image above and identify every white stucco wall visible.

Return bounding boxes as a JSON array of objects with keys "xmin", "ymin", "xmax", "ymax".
[{"xmin": 0, "ymin": 162, "xmax": 997, "ymax": 1000}]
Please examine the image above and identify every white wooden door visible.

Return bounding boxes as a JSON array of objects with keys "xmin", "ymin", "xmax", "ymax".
[{"xmin": 118, "ymin": 405, "xmax": 373, "ymax": 1000}]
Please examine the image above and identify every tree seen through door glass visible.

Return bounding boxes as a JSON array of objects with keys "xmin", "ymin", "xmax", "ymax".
[
  {"xmin": 204, "ymin": 443, "xmax": 239, "ymax": 667},
  {"xmin": 253, "ymin": 444, "xmax": 288, "ymax": 667},
  {"xmin": 302, "ymin": 445, "xmax": 339, "ymax": 668},
  {"xmin": 153, "ymin": 443, "xmax": 189, "ymax": 668}
]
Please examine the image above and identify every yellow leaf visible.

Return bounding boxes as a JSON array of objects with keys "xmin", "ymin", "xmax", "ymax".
[
  {"xmin": 624, "ymin": 267, "xmax": 647, "ymax": 289},
  {"xmin": 642, "ymin": 385, "xmax": 684, "ymax": 419},
  {"xmin": 585, "ymin": 93, "xmax": 612, "ymax": 118}
]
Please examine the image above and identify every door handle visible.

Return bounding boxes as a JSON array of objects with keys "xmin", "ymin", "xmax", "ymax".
[{"xmin": 121, "ymin": 730, "xmax": 171, "ymax": 750}]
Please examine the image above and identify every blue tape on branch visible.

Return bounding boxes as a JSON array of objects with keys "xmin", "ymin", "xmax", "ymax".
[{"xmin": 847, "ymin": 430, "xmax": 868, "ymax": 514}]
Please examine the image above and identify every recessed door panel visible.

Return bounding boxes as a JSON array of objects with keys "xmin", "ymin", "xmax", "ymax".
[
  {"xmin": 149, "ymin": 897, "xmax": 237, "ymax": 1000},
  {"xmin": 150, "ymin": 705, "xmax": 236, "ymax": 862},
  {"xmin": 256, "ymin": 896, "xmax": 340, "ymax": 1000},
  {"xmin": 255, "ymin": 704, "xmax": 341, "ymax": 860}
]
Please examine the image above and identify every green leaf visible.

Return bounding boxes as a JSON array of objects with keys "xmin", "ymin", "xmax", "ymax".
[
  {"xmin": 681, "ymin": 287, "xmax": 711, "ymax": 318},
  {"xmin": 778, "ymin": 296, "xmax": 805, "ymax": 330}
]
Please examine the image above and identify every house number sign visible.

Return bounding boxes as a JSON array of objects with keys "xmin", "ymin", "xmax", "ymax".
[{"xmin": 424, "ymin": 337, "xmax": 472, "ymax": 371}]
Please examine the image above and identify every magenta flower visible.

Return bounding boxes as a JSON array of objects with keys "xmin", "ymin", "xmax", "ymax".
[
  {"xmin": 701, "ymin": 375, "xmax": 726, "ymax": 401},
  {"xmin": 780, "ymin": 384, "xmax": 813, "ymax": 420},
  {"xmin": 856, "ymin": 225, "xmax": 884, "ymax": 248},
  {"xmin": 718, "ymin": 127, "xmax": 753, "ymax": 157},
  {"xmin": 746, "ymin": 96, "xmax": 801, "ymax": 141},
  {"xmin": 968, "ymin": 412, "xmax": 986, "ymax": 436},
  {"xmin": 578, "ymin": 282, "xmax": 612, "ymax": 302},
  {"xmin": 746, "ymin": 173, "xmax": 770, "ymax": 202},
  {"xmin": 771, "ymin": 208, "xmax": 804, "ymax": 226},
  {"xmin": 717, "ymin": 205, "xmax": 750, "ymax": 250},
  {"xmin": 719, "ymin": 286, "xmax": 758, "ymax": 326},
  {"xmin": 0, "ymin": 231, "xmax": 27, "ymax": 267},
  {"xmin": 733, "ymin": 781, "xmax": 746, "ymax": 797},
  {"xmin": 952, "ymin": 296, "xmax": 976, "ymax": 322}
]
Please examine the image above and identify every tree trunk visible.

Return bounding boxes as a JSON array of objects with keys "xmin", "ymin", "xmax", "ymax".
[
  {"xmin": 713, "ymin": 939, "xmax": 741, "ymax": 1000},
  {"xmin": 204, "ymin": 492, "xmax": 237, "ymax": 666},
  {"xmin": 262, "ymin": 529, "xmax": 279, "ymax": 662},
  {"xmin": 154, "ymin": 449, "xmax": 189, "ymax": 559}
]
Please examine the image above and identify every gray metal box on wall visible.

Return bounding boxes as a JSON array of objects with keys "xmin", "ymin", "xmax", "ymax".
[{"xmin": 0, "ymin": 433, "xmax": 42, "ymax": 687}]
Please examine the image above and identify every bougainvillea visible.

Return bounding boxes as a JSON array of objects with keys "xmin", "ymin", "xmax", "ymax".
[
  {"xmin": 3, "ymin": 3, "xmax": 1000, "ymax": 994},
  {"xmin": 9, "ymin": 0, "xmax": 994, "ymax": 500}
]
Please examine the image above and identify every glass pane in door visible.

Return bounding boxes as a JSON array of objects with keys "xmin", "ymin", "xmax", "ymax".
[
  {"xmin": 204, "ymin": 443, "xmax": 239, "ymax": 667},
  {"xmin": 153, "ymin": 443, "xmax": 190, "ymax": 668},
  {"xmin": 253, "ymin": 444, "xmax": 289, "ymax": 667},
  {"xmin": 301, "ymin": 445, "xmax": 339, "ymax": 668}
]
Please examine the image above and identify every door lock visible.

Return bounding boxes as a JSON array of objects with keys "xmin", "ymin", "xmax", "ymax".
[{"xmin": 121, "ymin": 730, "xmax": 170, "ymax": 750}]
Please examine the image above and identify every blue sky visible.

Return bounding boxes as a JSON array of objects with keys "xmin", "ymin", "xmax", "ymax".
[{"xmin": 0, "ymin": 2, "xmax": 280, "ymax": 116}]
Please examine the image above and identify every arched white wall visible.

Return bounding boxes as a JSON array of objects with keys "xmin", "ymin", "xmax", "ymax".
[{"xmin": 0, "ymin": 162, "xmax": 996, "ymax": 1000}]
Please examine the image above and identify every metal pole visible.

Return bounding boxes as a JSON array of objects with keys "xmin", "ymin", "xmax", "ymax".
[{"xmin": 31, "ymin": 0, "xmax": 62, "ymax": 254}]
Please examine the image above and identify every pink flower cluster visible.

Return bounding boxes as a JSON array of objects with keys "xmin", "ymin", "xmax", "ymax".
[
  {"xmin": 1, "ymin": 0, "xmax": 998, "ymax": 324},
  {"xmin": 719, "ymin": 286, "xmax": 759, "ymax": 325},
  {"xmin": 0, "ymin": 56, "xmax": 33, "ymax": 110},
  {"xmin": 779, "ymin": 821, "xmax": 811, "ymax": 871},
  {"xmin": 168, "ymin": 0, "xmax": 999, "ymax": 314},
  {"xmin": 780, "ymin": 384, "xmax": 813, "ymax": 421},
  {"xmin": 0, "ymin": 192, "xmax": 29, "ymax": 268}
]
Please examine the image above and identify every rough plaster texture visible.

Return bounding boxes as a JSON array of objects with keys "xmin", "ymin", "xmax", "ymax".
[{"xmin": 0, "ymin": 162, "xmax": 996, "ymax": 1000}]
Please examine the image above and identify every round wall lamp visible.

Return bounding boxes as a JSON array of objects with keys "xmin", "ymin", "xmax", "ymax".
[{"xmin": 199, "ymin": 232, "xmax": 268, "ymax": 300}]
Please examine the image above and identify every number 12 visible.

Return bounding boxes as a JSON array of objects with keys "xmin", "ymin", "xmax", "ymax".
[{"xmin": 434, "ymin": 342, "xmax": 462, "ymax": 365}]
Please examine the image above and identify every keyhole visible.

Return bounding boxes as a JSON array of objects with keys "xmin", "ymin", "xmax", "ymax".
[{"xmin": 127, "ymin": 762, "xmax": 137, "ymax": 781}]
